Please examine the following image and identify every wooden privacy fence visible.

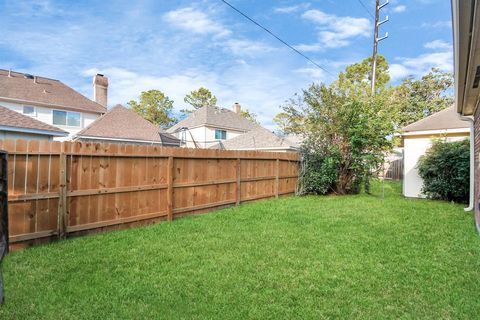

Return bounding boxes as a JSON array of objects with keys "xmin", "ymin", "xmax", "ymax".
[
  {"xmin": 0, "ymin": 140, "xmax": 299, "ymax": 249},
  {"xmin": 384, "ymin": 159, "xmax": 403, "ymax": 180}
]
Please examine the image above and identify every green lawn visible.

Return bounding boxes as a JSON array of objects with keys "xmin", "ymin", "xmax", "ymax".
[{"xmin": 0, "ymin": 181, "xmax": 479, "ymax": 319}]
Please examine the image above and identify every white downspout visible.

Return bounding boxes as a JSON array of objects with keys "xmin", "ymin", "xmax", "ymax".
[{"xmin": 460, "ymin": 115, "xmax": 474, "ymax": 211}]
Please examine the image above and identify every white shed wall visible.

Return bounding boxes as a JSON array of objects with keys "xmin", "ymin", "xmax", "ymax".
[{"xmin": 403, "ymin": 135, "xmax": 469, "ymax": 198}]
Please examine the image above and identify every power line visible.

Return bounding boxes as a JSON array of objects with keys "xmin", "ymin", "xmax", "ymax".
[
  {"xmin": 220, "ymin": 0, "xmax": 333, "ymax": 76},
  {"xmin": 357, "ymin": 0, "xmax": 375, "ymax": 20}
]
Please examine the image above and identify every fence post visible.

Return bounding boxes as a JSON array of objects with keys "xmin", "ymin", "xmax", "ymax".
[
  {"xmin": 57, "ymin": 152, "xmax": 67, "ymax": 239},
  {"xmin": 235, "ymin": 158, "xmax": 241, "ymax": 206},
  {"xmin": 167, "ymin": 156, "xmax": 174, "ymax": 221},
  {"xmin": 275, "ymin": 158, "xmax": 280, "ymax": 198}
]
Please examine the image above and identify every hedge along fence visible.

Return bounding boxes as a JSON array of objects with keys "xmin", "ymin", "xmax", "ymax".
[{"xmin": 0, "ymin": 140, "xmax": 299, "ymax": 250}]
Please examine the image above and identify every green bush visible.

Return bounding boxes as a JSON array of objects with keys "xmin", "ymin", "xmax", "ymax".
[
  {"xmin": 298, "ymin": 143, "xmax": 342, "ymax": 195},
  {"xmin": 417, "ymin": 139, "xmax": 469, "ymax": 203}
]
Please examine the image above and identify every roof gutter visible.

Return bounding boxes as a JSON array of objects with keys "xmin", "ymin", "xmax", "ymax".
[
  {"xmin": 0, "ymin": 125, "xmax": 68, "ymax": 137},
  {"xmin": 73, "ymin": 135, "xmax": 180, "ymax": 146},
  {"xmin": 460, "ymin": 115, "xmax": 474, "ymax": 212}
]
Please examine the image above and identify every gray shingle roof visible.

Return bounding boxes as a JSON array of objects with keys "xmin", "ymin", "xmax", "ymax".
[
  {"xmin": 0, "ymin": 105, "xmax": 67, "ymax": 136},
  {"xmin": 76, "ymin": 105, "xmax": 180, "ymax": 146},
  {"xmin": 402, "ymin": 107, "xmax": 469, "ymax": 132},
  {"xmin": 211, "ymin": 127, "xmax": 299, "ymax": 151},
  {"xmin": 167, "ymin": 106, "xmax": 260, "ymax": 133},
  {"xmin": 0, "ymin": 69, "xmax": 106, "ymax": 114}
]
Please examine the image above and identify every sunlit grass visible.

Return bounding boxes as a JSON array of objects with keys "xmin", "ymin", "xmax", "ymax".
[{"xmin": 0, "ymin": 181, "xmax": 479, "ymax": 319}]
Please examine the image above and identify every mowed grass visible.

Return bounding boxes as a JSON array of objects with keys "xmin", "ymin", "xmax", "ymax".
[{"xmin": 1, "ymin": 181, "xmax": 479, "ymax": 319}]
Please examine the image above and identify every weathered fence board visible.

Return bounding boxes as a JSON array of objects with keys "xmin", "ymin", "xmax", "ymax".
[{"xmin": 0, "ymin": 140, "xmax": 299, "ymax": 249}]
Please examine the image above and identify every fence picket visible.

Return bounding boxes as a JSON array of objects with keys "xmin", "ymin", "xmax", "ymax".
[{"xmin": 0, "ymin": 140, "xmax": 300, "ymax": 249}]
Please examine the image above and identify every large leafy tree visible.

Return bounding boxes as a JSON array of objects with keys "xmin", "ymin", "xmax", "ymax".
[
  {"xmin": 182, "ymin": 87, "xmax": 217, "ymax": 114},
  {"xmin": 290, "ymin": 56, "xmax": 394, "ymax": 195},
  {"xmin": 391, "ymin": 68, "xmax": 453, "ymax": 128},
  {"xmin": 128, "ymin": 90, "xmax": 177, "ymax": 129},
  {"xmin": 275, "ymin": 56, "xmax": 391, "ymax": 134}
]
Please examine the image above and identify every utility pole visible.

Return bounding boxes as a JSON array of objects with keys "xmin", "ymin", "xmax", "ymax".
[{"xmin": 371, "ymin": 0, "xmax": 389, "ymax": 95}]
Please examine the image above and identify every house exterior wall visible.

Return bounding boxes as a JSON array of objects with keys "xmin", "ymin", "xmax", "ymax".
[
  {"xmin": 403, "ymin": 134, "xmax": 469, "ymax": 198},
  {"xmin": 173, "ymin": 125, "xmax": 245, "ymax": 148},
  {"xmin": 0, "ymin": 130, "xmax": 52, "ymax": 141},
  {"xmin": 0, "ymin": 101, "xmax": 100, "ymax": 141}
]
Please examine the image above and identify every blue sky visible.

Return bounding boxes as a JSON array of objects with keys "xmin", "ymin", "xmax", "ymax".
[{"xmin": 0, "ymin": 0, "xmax": 453, "ymax": 128}]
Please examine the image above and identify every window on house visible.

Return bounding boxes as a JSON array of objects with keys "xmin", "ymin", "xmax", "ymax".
[
  {"xmin": 215, "ymin": 129, "xmax": 227, "ymax": 140},
  {"xmin": 23, "ymin": 105, "xmax": 36, "ymax": 116},
  {"xmin": 53, "ymin": 110, "xmax": 81, "ymax": 127}
]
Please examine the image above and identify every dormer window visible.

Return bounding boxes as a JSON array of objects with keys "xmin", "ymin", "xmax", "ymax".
[
  {"xmin": 215, "ymin": 129, "xmax": 227, "ymax": 140},
  {"xmin": 23, "ymin": 105, "xmax": 36, "ymax": 117},
  {"xmin": 53, "ymin": 110, "xmax": 81, "ymax": 127}
]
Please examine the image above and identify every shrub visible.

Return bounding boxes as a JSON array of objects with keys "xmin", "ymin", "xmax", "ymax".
[
  {"xmin": 298, "ymin": 143, "xmax": 341, "ymax": 195},
  {"xmin": 417, "ymin": 139, "xmax": 469, "ymax": 203}
]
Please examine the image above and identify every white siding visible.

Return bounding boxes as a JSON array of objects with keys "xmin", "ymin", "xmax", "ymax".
[
  {"xmin": 0, "ymin": 101, "xmax": 101, "ymax": 140},
  {"xmin": 172, "ymin": 125, "xmax": 246, "ymax": 148},
  {"xmin": 403, "ymin": 135, "xmax": 469, "ymax": 198}
]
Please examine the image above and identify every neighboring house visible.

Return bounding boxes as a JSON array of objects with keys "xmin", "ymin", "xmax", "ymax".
[
  {"xmin": 0, "ymin": 105, "xmax": 68, "ymax": 140},
  {"xmin": 452, "ymin": 0, "xmax": 480, "ymax": 231},
  {"xmin": 211, "ymin": 126, "xmax": 300, "ymax": 152},
  {"xmin": 167, "ymin": 103, "xmax": 259, "ymax": 148},
  {"xmin": 74, "ymin": 105, "xmax": 180, "ymax": 146},
  {"xmin": 0, "ymin": 69, "xmax": 107, "ymax": 140},
  {"xmin": 401, "ymin": 107, "xmax": 470, "ymax": 198}
]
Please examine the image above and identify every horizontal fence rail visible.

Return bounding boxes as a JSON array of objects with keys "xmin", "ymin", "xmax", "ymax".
[{"xmin": 0, "ymin": 140, "xmax": 300, "ymax": 249}]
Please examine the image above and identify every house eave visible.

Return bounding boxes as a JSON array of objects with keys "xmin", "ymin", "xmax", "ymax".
[
  {"xmin": 0, "ymin": 125, "xmax": 68, "ymax": 137},
  {"xmin": 452, "ymin": 0, "xmax": 480, "ymax": 116},
  {"xmin": 0, "ymin": 96, "xmax": 105, "ymax": 115},
  {"xmin": 74, "ymin": 135, "xmax": 179, "ymax": 146}
]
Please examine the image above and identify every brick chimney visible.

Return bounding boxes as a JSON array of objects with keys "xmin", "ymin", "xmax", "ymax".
[
  {"xmin": 232, "ymin": 102, "xmax": 241, "ymax": 114},
  {"xmin": 93, "ymin": 74, "xmax": 108, "ymax": 107}
]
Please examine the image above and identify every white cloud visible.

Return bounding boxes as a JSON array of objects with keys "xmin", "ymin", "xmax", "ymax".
[
  {"xmin": 390, "ymin": 50, "xmax": 452, "ymax": 81},
  {"xmin": 298, "ymin": 10, "xmax": 371, "ymax": 50},
  {"xmin": 274, "ymin": 3, "xmax": 310, "ymax": 14},
  {"xmin": 421, "ymin": 20, "xmax": 451, "ymax": 29},
  {"xmin": 5, "ymin": 0, "xmax": 65, "ymax": 17},
  {"xmin": 294, "ymin": 43, "xmax": 323, "ymax": 52},
  {"xmin": 80, "ymin": 63, "xmax": 319, "ymax": 130},
  {"xmin": 392, "ymin": 5, "xmax": 406, "ymax": 13},
  {"xmin": 223, "ymin": 39, "xmax": 276, "ymax": 57},
  {"xmin": 424, "ymin": 40, "xmax": 451, "ymax": 50},
  {"xmin": 163, "ymin": 7, "xmax": 231, "ymax": 38},
  {"xmin": 295, "ymin": 67, "xmax": 327, "ymax": 82}
]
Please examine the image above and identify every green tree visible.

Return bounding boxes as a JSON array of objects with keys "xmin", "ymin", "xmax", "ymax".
[
  {"xmin": 182, "ymin": 87, "xmax": 217, "ymax": 114},
  {"xmin": 128, "ymin": 90, "xmax": 177, "ymax": 129},
  {"xmin": 293, "ymin": 57, "xmax": 394, "ymax": 195},
  {"xmin": 391, "ymin": 68, "xmax": 453, "ymax": 128},
  {"xmin": 275, "ymin": 55, "xmax": 391, "ymax": 134},
  {"xmin": 240, "ymin": 109, "xmax": 259, "ymax": 124}
]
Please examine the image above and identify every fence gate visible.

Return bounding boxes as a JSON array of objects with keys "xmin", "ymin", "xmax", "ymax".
[{"xmin": 0, "ymin": 150, "xmax": 8, "ymax": 303}]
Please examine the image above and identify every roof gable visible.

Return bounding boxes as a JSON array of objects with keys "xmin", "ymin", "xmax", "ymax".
[
  {"xmin": 0, "ymin": 105, "xmax": 67, "ymax": 136},
  {"xmin": 0, "ymin": 69, "xmax": 106, "ymax": 114},
  {"xmin": 76, "ymin": 105, "xmax": 180, "ymax": 145},
  {"xmin": 401, "ymin": 107, "xmax": 470, "ymax": 132},
  {"xmin": 167, "ymin": 106, "xmax": 260, "ymax": 133},
  {"xmin": 213, "ymin": 126, "xmax": 299, "ymax": 150}
]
